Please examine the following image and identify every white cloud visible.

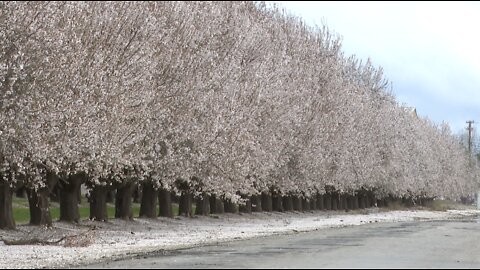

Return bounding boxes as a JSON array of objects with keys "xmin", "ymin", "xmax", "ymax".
[{"xmin": 275, "ymin": 1, "xmax": 480, "ymax": 133}]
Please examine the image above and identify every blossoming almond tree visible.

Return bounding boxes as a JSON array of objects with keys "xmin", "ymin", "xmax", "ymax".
[{"xmin": 1, "ymin": 1, "xmax": 479, "ymax": 229}]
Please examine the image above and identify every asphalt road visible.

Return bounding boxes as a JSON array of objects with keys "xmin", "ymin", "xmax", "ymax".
[{"xmin": 84, "ymin": 215, "xmax": 480, "ymax": 269}]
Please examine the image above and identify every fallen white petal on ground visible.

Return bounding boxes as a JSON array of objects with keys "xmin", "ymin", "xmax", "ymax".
[{"xmin": 0, "ymin": 209, "xmax": 478, "ymax": 269}]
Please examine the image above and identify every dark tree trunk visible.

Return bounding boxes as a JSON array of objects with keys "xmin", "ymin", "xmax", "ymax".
[
  {"xmin": 251, "ymin": 195, "xmax": 262, "ymax": 212},
  {"xmin": 27, "ymin": 188, "xmax": 52, "ymax": 226},
  {"xmin": 15, "ymin": 186, "xmax": 26, "ymax": 198},
  {"xmin": 261, "ymin": 192, "xmax": 272, "ymax": 212},
  {"xmin": 0, "ymin": 180, "xmax": 15, "ymax": 230},
  {"xmin": 324, "ymin": 194, "xmax": 332, "ymax": 210},
  {"xmin": 331, "ymin": 194, "xmax": 338, "ymax": 211},
  {"xmin": 346, "ymin": 195, "xmax": 353, "ymax": 210},
  {"xmin": 195, "ymin": 193, "xmax": 210, "ymax": 216},
  {"xmin": 385, "ymin": 196, "xmax": 393, "ymax": 207},
  {"xmin": 368, "ymin": 192, "xmax": 376, "ymax": 207},
  {"xmin": 283, "ymin": 196, "xmax": 293, "ymax": 211},
  {"xmin": 215, "ymin": 197, "xmax": 225, "ymax": 214},
  {"xmin": 115, "ymin": 182, "xmax": 135, "ymax": 220},
  {"xmin": 178, "ymin": 191, "xmax": 193, "ymax": 217},
  {"xmin": 59, "ymin": 174, "xmax": 83, "ymax": 223},
  {"xmin": 364, "ymin": 194, "xmax": 370, "ymax": 208},
  {"xmin": 352, "ymin": 195, "xmax": 359, "ymax": 210},
  {"xmin": 292, "ymin": 196, "xmax": 302, "ymax": 211},
  {"xmin": 402, "ymin": 196, "xmax": 414, "ymax": 207},
  {"xmin": 419, "ymin": 197, "xmax": 429, "ymax": 207},
  {"xmin": 209, "ymin": 195, "xmax": 225, "ymax": 214},
  {"xmin": 139, "ymin": 182, "xmax": 158, "ymax": 218},
  {"xmin": 224, "ymin": 199, "xmax": 238, "ymax": 214},
  {"xmin": 310, "ymin": 197, "xmax": 317, "ymax": 210},
  {"xmin": 303, "ymin": 198, "xmax": 310, "ymax": 211},
  {"xmin": 358, "ymin": 194, "xmax": 366, "ymax": 209},
  {"xmin": 376, "ymin": 198, "xmax": 384, "ymax": 208},
  {"xmin": 27, "ymin": 172, "xmax": 58, "ymax": 226},
  {"xmin": 272, "ymin": 194, "xmax": 283, "ymax": 212},
  {"xmin": 336, "ymin": 194, "xmax": 344, "ymax": 210},
  {"xmin": 316, "ymin": 194, "xmax": 324, "ymax": 210},
  {"xmin": 89, "ymin": 185, "xmax": 109, "ymax": 221},
  {"xmin": 209, "ymin": 195, "xmax": 217, "ymax": 214},
  {"xmin": 239, "ymin": 196, "xmax": 252, "ymax": 214},
  {"xmin": 158, "ymin": 188, "xmax": 173, "ymax": 218},
  {"xmin": 341, "ymin": 195, "xmax": 348, "ymax": 211}
]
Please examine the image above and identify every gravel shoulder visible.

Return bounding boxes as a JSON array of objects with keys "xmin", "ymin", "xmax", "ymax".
[{"xmin": 1, "ymin": 208, "xmax": 479, "ymax": 269}]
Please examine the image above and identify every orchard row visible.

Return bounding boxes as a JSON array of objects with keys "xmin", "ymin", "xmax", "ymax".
[{"xmin": 0, "ymin": 2, "xmax": 478, "ymax": 229}]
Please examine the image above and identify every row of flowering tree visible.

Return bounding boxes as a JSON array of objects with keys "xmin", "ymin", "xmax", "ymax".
[{"xmin": 1, "ymin": 1, "xmax": 478, "ymax": 229}]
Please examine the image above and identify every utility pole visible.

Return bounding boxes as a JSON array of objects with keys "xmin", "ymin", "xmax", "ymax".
[{"xmin": 466, "ymin": 120, "xmax": 474, "ymax": 154}]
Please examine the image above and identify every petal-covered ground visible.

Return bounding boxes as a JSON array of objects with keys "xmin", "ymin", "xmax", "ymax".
[{"xmin": 0, "ymin": 208, "xmax": 479, "ymax": 269}]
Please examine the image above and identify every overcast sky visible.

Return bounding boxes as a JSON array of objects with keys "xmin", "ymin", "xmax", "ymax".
[{"xmin": 275, "ymin": 1, "xmax": 480, "ymax": 134}]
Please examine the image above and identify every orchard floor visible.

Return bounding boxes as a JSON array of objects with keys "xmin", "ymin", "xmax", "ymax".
[{"xmin": 0, "ymin": 208, "xmax": 479, "ymax": 269}]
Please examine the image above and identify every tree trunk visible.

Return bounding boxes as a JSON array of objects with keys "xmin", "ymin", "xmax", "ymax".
[
  {"xmin": 0, "ymin": 180, "xmax": 15, "ymax": 230},
  {"xmin": 341, "ymin": 195, "xmax": 348, "ymax": 211},
  {"xmin": 346, "ymin": 195, "xmax": 353, "ymax": 210},
  {"xmin": 195, "ymin": 193, "xmax": 210, "ymax": 216},
  {"xmin": 27, "ymin": 172, "xmax": 57, "ymax": 227},
  {"xmin": 214, "ymin": 197, "xmax": 224, "ymax": 214},
  {"xmin": 368, "ymin": 192, "xmax": 376, "ymax": 207},
  {"xmin": 337, "ymin": 194, "xmax": 344, "ymax": 210},
  {"xmin": 282, "ymin": 196, "xmax": 293, "ymax": 211},
  {"xmin": 261, "ymin": 192, "xmax": 272, "ymax": 212},
  {"xmin": 324, "ymin": 194, "xmax": 332, "ymax": 210},
  {"xmin": 364, "ymin": 194, "xmax": 370, "ymax": 208},
  {"xmin": 224, "ymin": 199, "xmax": 238, "ymax": 214},
  {"xmin": 358, "ymin": 194, "xmax": 366, "ymax": 209},
  {"xmin": 15, "ymin": 186, "xmax": 26, "ymax": 198},
  {"xmin": 251, "ymin": 195, "xmax": 262, "ymax": 212},
  {"xmin": 89, "ymin": 185, "xmax": 109, "ymax": 221},
  {"xmin": 178, "ymin": 191, "xmax": 193, "ymax": 217},
  {"xmin": 352, "ymin": 195, "xmax": 359, "ymax": 210},
  {"xmin": 272, "ymin": 194, "xmax": 283, "ymax": 212},
  {"xmin": 115, "ymin": 182, "xmax": 135, "ymax": 220},
  {"xmin": 209, "ymin": 194, "xmax": 224, "ymax": 214},
  {"xmin": 27, "ymin": 188, "xmax": 52, "ymax": 226},
  {"xmin": 209, "ymin": 195, "xmax": 217, "ymax": 214},
  {"xmin": 316, "ymin": 194, "xmax": 324, "ymax": 210},
  {"xmin": 239, "ymin": 197, "xmax": 252, "ymax": 214},
  {"xmin": 402, "ymin": 196, "xmax": 414, "ymax": 207},
  {"xmin": 158, "ymin": 188, "xmax": 173, "ymax": 218},
  {"xmin": 292, "ymin": 196, "xmax": 302, "ymax": 211},
  {"xmin": 59, "ymin": 174, "xmax": 83, "ymax": 223},
  {"xmin": 376, "ymin": 198, "xmax": 384, "ymax": 208},
  {"xmin": 331, "ymin": 193, "xmax": 338, "ymax": 211},
  {"xmin": 139, "ymin": 182, "xmax": 158, "ymax": 218},
  {"xmin": 303, "ymin": 198, "xmax": 311, "ymax": 211},
  {"xmin": 310, "ymin": 197, "xmax": 317, "ymax": 210},
  {"xmin": 385, "ymin": 196, "xmax": 393, "ymax": 207}
]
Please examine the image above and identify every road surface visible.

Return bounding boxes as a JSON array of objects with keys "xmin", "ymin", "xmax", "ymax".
[{"xmin": 84, "ymin": 215, "xmax": 480, "ymax": 268}]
